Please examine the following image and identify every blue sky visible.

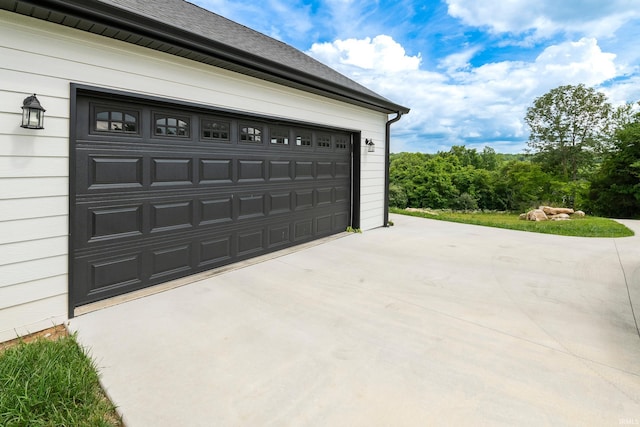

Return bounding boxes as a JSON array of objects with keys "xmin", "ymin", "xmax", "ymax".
[{"xmin": 191, "ymin": 0, "xmax": 640, "ymax": 154}]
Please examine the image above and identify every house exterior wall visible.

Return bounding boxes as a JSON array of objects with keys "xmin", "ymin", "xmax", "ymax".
[{"xmin": 0, "ymin": 10, "xmax": 388, "ymax": 342}]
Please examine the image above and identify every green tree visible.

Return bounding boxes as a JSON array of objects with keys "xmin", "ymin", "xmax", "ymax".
[
  {"xmin": 388, "ymin": 183, "xmax": 408, "ymax": 208},
  {"xmin": 493, "ymin": 161, "xmax": 555, "ymax": 211},
  {"xmin": 588, "ymin": 121, "xmax": 640, "ymax": 218},
  {"xmin": 389, "ymin": 152, "xmax": 432, "ymax": 207},
  {"xmin": 469, "ymin": 168, "xmax": 496, "ymax": 209},
  {"xmin": 446, "ymin": 145, "xmax": 482, "ymax": 168},
  {"xmin": 479, "ymin": 146, "xmax": 498, "ymax": 171},
  {"xmin": 389, "ymin": 149, "xmax": 559, "ymax": 212},
  {"xmin": 454, "ymin": 192, "xmax": 479, "ymax": 212},
  {"xmin": 418, "ymin": 155, "xmax": 460, "ymax": 208},
  {"xmin": 525, "ymin": 84, "xmax": 612, "ymax": 183},
  {"xmin": 600, "ymin": 101, "xmax": 640, "ymax": 153}
]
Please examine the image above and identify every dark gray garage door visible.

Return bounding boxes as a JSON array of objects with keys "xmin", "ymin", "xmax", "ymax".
[{"xmin": 70, "ymin": 92, "xmax": 353, "ymax": 309}]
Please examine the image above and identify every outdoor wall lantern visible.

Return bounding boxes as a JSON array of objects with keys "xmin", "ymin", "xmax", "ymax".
[
  {"xmin": 21, "ymin": 94, "xmax": 46, "ymax": 129},
  {"xmin": 365, "ymin": 138, "xmax": 375, "ymax": 152}
]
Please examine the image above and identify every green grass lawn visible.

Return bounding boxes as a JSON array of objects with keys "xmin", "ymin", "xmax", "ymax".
[
  {"xmin": 0, "ymin": 332, "xmax": 122, "ymax": 427},
  {"xmin": 390, "ymin": 207, "xmax": 634, "ymax": 238}
]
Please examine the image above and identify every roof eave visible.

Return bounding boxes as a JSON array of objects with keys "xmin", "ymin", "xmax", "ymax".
[{"xmin": 2, "ymin": 0, "xmax": 410, "ymax": 115}]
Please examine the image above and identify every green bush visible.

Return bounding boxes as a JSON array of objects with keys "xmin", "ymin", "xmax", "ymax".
[
  {"xmin": 388, "ymin": 183, "xmax": 408, "ymax": 208},
  {"xmin": 454, "ymin": 192, "xmax": 478, "ymax": 211}
]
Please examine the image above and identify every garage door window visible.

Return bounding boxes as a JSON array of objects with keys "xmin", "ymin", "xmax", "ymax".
[
  {"xmin": 94, "ymin": 107, "xmax": 138, "ymax": 134},
  {"xmin": 240, "ymin": 125, "xmax": 262, "ymax": 143},
  {"xmin": 295, "ymin": 130, "xmax": 312, "ymax": 147},
  {"xmin": 317, "ymin": 134, "xmax": 331, "ymax": 149},
  {"xmin": 336, "ymin": 135, "xmax": 349, "ymax": 150},
  {"xmin": 201, "ymin": 119, "xmax": 230, "ymax": 141},
  {"xmin": 155, "ymin": 114, "xmax": 190, "ymax": 137},
  {"xmin": 270, "ymin": 126, "xmax": 289, "ymax": 145}
]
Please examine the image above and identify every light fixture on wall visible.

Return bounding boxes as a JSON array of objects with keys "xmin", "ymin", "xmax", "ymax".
[
  {"xmin": 21, "ymin": 94, "xmax": 46, "ymax": 129},
  {"xmin": 365, "ymin": 138, "xmax": 375, "ymax": 152}
]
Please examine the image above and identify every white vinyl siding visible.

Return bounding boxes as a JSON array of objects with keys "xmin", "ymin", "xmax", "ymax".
[
  {"xmin": 359, "ymin": 150, "xmax": 386, "ymax": 229},
  {"xmin": 0, "ymin": 10, "xmax": 387, "ymax": 341}
]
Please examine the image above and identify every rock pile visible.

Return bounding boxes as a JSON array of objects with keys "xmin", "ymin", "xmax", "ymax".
[{"xmin": 519, "ymin": 206, "xmax": 586, "ymax": 221}]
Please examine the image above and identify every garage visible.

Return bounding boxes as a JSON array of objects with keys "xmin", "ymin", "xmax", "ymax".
[
  {"xmin": 0, "ymin": 0, "xmax": 409, "ymax": 341},
  {"xmin": 70, "ymin": 89, "xmax": 354, "ymax": 308}
]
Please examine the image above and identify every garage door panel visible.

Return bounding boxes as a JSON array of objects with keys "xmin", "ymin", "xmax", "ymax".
[
  {"xmin": 335, "ymin": 162, "xmax": 350, "ymax": 177},
  {"xmin": 199, "ymin": 159, "xmax": 233, "ymax": 183},
  {"xmin": 89, "ymin": 205, "xmax": 143, "ymax": 241},
  {"xmin": 238, "ymin": 194, "xmax": 266, "ymax": 220},
  {"xmin": 76, "ymin": 151, "xmax": 144, "ymax": 192},
  {"xmin": 335, "ymin": 186, "xmax": 349, "ymax": 203},
  {"xmin": 199, "ymin": 197, "xmax": 233, "ymax": 225},
  {"xmin": 316, "ymin": 187, "xmax": 333, "ymax": 205},
  {"xmin": 268, "ymin": 160, "xmax": 292, "ymax": 181},
  {"xmin": 150, "ymin": 201, "xmax": 194, "ymax": 232},
  {"xmin": 150, "ymin": 158, "xmax": 194, "ymax": 185},
  {"xmin": 294, "ymin": 161, "xmax": 314, "ymax": 179},
  {"xmin": 90, "ymin": 156, "xmax": 143, "ymax": 188},
  {"xmin": 316, "ymin": 161, "xmax": 333, "ymax": 178},
  {"xmin": 294, "ymin": 190, "xmax": 314, "ymax": 210},
  {"xmin": 90, "ymin": 255, "xmax": 142, "ymax": 293},
  {"xmin": 71, "ymin": 253, "xmax": 143, "ymax": 304},
  {"xmin": 316, "ymin": 214, "xmax": 332, "ymax": 234},
  {"xmin": 71, "ymin": 94, "xmax": 352, "ymax": 308},
  {"xmin": 199, "ymin": 236, "xmax": 232, "ymax": 267},
  {"xmin": 294, "ymin": 219, "xmax": 313, "ymax": 241},
  {"xmin": 268, "ymin": 223, "xmax": 291, "ymax": 248},
  {"xmin": 149, "ymin": 244, "xmax": 192, "ymax": 280},
  {"xmin": 238, "ymin": 160, "xmax": 266, "ymax": 182},
  {"xmin": 237, "ymin": 229, "xmax": 264, "ymax": 256},
  {"xmin": 268, "ymin": 192, "xmax": 292, "ymax": 214}
]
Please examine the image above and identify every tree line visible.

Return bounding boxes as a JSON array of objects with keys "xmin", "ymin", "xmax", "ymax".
[{"xmin": 390, "ymin": 84, "xmax": 640, "ymax": 218}]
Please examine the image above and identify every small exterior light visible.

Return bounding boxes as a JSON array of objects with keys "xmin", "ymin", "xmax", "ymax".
[
  {"xmin": 21, "ymin": 94, "xmax": 45, "ymax": 129},
  {"xmin": 365, "ymin": 138, "xmax": 375, "ymax": 152}
]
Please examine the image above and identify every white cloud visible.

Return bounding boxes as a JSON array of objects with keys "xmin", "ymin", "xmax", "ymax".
[
  {"xmin": 446, "ymin": 0, "xmax": 640, "ymax": 39},
  {"xmin": 465, "ymin": 38, "xmax": 618, "ymax": 96},
  {"xmin": 308, "ymin": 35, "xmax": 626, "ymax": 153},
  {"xmin": 533, "ymin": 38, "xmax": 618, "ymax": 85},
  {"xmin": 191, "ymin": 0, "xmax": 638, "ymax": 153},
  {"xmin": 602, "ymin": 75, "xmax": 640, "ymax": 107},
  {"xmin": 308, "ymin": 35, "xmax": 421, "ymax": 73},
  {"xmin": 437, "ymin": 48, "xmax": 480, "ymax": 73}
]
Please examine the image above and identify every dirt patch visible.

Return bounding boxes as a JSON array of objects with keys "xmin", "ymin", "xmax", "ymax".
[{"xmin": 0, "ymin": 324, "xmax": 69, "ymax": 353}]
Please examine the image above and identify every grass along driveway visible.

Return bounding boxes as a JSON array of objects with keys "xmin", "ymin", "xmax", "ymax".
[
  {"xmin": 0, "ymin": 327, "xmax": 122, "ymax": 427},
  {"xmin": 391, "ymin": 207, "xmax": 634, "ymax": 238}
]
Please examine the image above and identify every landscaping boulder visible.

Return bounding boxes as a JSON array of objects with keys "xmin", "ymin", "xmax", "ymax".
[
  {"xmin": 540, "ymin": 206, "xmax": 574, "ymax": 215},
  {"xmin": 520, "ymin": 206, "xmax": 586, "ymax": 221},
  {"xmin": 525, "ymin": 209, "xmax": 548, "ymax": 221}
]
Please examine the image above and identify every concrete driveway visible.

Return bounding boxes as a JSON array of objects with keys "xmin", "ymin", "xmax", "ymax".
[{"xmin": 68, "ymin": 214, "xmax": 640, "ymax": 426}]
